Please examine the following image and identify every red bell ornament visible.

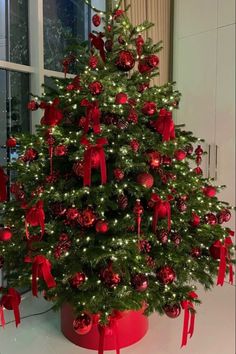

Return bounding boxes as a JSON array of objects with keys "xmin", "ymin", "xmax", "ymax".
[
  {"xmin": 0, "ymin": 228, "xmax": 12, "ymax": 242},
  {"xmin": 69, "ymin": 272, "xmax": 86, "ymax": 288},
  {"xmin": 164, "ymin": 303, "xmax": 181, "ymax": 318},
  {"xmin": 92, "ymin": 14, "xmax": 101, "ymax": 27},
  {"xmin": 116, "ymin": 50, "xmax": 135, "ymax": 72},
  {"xmin": 137, "ymin": 173, "xmax": 154, "ymax": 188},
  {"xmin": 95, "ymin": 220, "xmax": 109, "ymax": 233},
  {"xmin": 142, "ymin": 101, "xmax": 157, "ymax": 116},
  {"xmin": 73, "ymin": 312, "xmax": 93, "ymax": 335},
  {"xmin": 156, "ymin": 265, "xmax": 176, "ymax": 284},
  {"xmin": 6, "ymin": 137, "xmax": 17, "ymax": 148}
]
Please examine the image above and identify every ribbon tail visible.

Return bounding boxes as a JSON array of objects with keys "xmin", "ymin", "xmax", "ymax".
[
  {"xmin": 229, "ymin": 263, "xmax": 234, "ymax": 285},
  {"xmin": 83, "ymin": 149, "xmax": 92, "ymax": 187},
  {"xmin": 181, "ymin": 306, "xmax": 189, "ymax": 348},
  {"xmin": 11, "ymin": 296, "xmax": 20, "ymax": 327},
  {"xmin": 188, "ymin": 311, "xmax": 195, "ymax": 338},
  {"xmin": 217, "ymin": 247, "xmax": 227, "ymax": 286},
  {"xmin": 98, "ymin": 326, "xmax": 105, "ymax": 354},
  {"xmin": 41, "ymin": 263, "xmax": 56, "ymax": 289},
  {"xmin": 99, "ymin": 148, "xmax": 107, "ymax": 185},
  {"xmin": 0, "ymin": 306, "xmax": 5, "ymax": 328}
]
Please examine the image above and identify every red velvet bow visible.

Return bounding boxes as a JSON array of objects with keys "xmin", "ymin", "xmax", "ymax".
[
  {"xmin": 41, "ymin": 98, "xmax": 63, "ymax": 127},
  {"xmin": 81, "ymin": 137, "xmax": 108, "ymax": 187},
  {"xmin": 32, "ymin": 255, "xmax": 56, "ymax": 296},
  {"xmin": 150, "ymin": 193, "xmax": 171, "ymax": 232},
  {"xmin": 81, "ymin": 100, "xmax": 101, "ymax": 134},
  {"xmin": 98, "ymin": 314, "xmax": 120, "ymax": 354},
  {"xmin": 25, "ymin": 200, "xmax": 45, "ymax": 239},
  {"xmin": 215, "ymin": 236, "xmax": 234, "ymax": 286},
  {"xmin": 89, "ymin": 33, "xmax": 106, "ymax": 62},
  {"xmin": 0, "ymin": 167, "xmax": 8, "ymax": 202},
  {"xmin": 153, "ymin": 109, "xmax": 175, "ymax": 142},
  {"xmin": 181, "ymin": 291, "xmax": 198, "ymax": 347},
  {"xmin": 0, "ymin": 288, "xmax": 21, "ymax": 327}
]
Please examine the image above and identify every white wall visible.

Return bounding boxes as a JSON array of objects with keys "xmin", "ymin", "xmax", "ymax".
[{"xmin": 173, "ymin": 1, "xmax": 235, "ymax": 354}]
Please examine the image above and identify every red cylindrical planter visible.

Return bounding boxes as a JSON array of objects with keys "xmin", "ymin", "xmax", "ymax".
[{"xmin": 61, "ymin": 303, "xmax": 149, "ymax": 351}]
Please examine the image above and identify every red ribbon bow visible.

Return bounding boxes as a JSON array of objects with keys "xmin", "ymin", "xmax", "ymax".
[
  {"xmin": 25, "ymin": 200, "xmax": 45, "ymax": 239},
  {"xmin": 89, "ymin": 33, "xmax": 106, "ymax": 62},
  {"xmin": 81, "ymin": 137, "xmax": 108, "ymax": 187},
  {"xmin": 41, "ymin": 98, "xmax": 63, "ymax": 127},
  {"xmin": 98, "ymin": 314, "xmax": 120, "ymax": 354},
  {"xmin": 0, "ymin": 167, "xmax": 8, "ymax": 202},
  {"xmin": 0, "ymin": 288, "xmax": 21, "ymax": 327},
  {"xmin": 181, "ymin": 291, "xmax": 198, "ymax": 347},
  {"xmin": 81, "ymin": 100, "xmax": 101, "ymax": 134},
  {"xmin": 215, "ymin": 235, "xmax": 234, "ymax": 286},
  {"xmin": 32, "ymin": 255, "xmax": 56, "ymax": 297},
  {"xmin": 150, "ymin": 193, "xmax": 171, "ymax": 232},
  {"xmin": 153, "ymin": 109, "xmax": 175, "ymax": 142}
]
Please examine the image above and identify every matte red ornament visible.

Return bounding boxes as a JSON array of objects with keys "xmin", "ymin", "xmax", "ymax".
[
  {"xmin": 131, "ymin": 274, "xmax": 148, "ymax": 292},
  {"xmin": 6, "ymin": 137, "xmax": 17, "ymax": 148},
  {"xmin": 115, "ymin": 93, "xmax": 128, "ymax": 104},
  {"xmin": 116, "ymin": 50, "xmax": 135, "ymax": 72},
  {"xmin": 23, "ymin": 148, "xmax": 38, "ymax": 162},
  {"xmin": 95, "ymin": 220, "xmax": 109, "ymax": 233},
  {"xmin": 174, "ymin": 149, "xmax": 187, "ymax": 161},
  {"xmin": 156, "ymin": 229, "xmax": 168, "ymax": 244},
  {"xmin": 0, "ymin": 228, "xmax": 12, "ymax": 242},
  {"xmin": 142, "ymin": 101, "xmax": 157, "ymax": 116},
  {"xmin": 191, "ymin": 247, "xmax": 202, "ymax": 258},
  {"xmin": 69, "ymin": 272, "xmax": 86, "ymax": 288},
  {"xmin": 54, "ymin": 145, "xmax": 68, "ymax": 156},
  {"xmin": 73, "ymin": 312, "xmax": 93, "ymax": 335},
  {"xmin": 156, "ymin": 265, "xmax": 176, "ymax": 284},
  {"xmin": 113, "ymin": 168, "xmax": 124, "ymax": 181},
  {"xmin": 130, "ymin": 139, "xmax": 140, "ymax": 152},
  {"xmin": 164, "ymin": 303, "xmax": 181, "ymax": 318},
  {"xmin": 89, "ymin": 81, "xmax": 103, "ymax": 95},
  {"xmin": 27, "ymin": 100, "xmax": 39, "ymax": 111},
  {"xmin": 89, "ymin": 55, "xmax": 98, "ymax": 69},
  {"xmin": 146, "ymin": 151, "xmax": 161, "ymax": 168},
  {"xmin": 92, "ymin": 14, "xmax": 101, "ymax": 27},
  {"xmin": 73, "ymin": 161, "xmax": 84, "ymax": 177},
  {"xmin": 204, "ymin": 213, "xmax": 217, "ymax": 225},
  {"xmin": 67, "ymin": 207, "xmax": 79, "ymax": 220},
  {"xmin": 78, "ymin": 208, "xmax": 96, "ymax": 228},
  {"xmin": 137, "ymin": 173, "xmax": 154, "ymax": 188}
]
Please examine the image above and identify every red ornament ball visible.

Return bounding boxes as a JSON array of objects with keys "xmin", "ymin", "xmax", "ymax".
[
  {"xmin": 66, "ymin": 207, "xmax": 79, "ymax": 220},
  {"xmin": 115, "ymin": 92, "xmax": 128, "ymax": 105},
  {"xmin": 131, "ymin": 274, "xmax": 148, "ymax": 292},
  {"xmin": 89, "ymin": 55, "xmax": 98, "ymax": 69},
  {"xmin": 89, "ymin": 81, "xmax": 103, "ymax": 95},
  {"xmin": 6, "ymin": 137, "xmax": 17, "ymax": 148},
  {"xmin": 127, "ymin": 109, "xmax": 138, "ymax": 123},
  {"xmin": 142, "ymin": 101, "xmax": 157, "ymax": 116},
  {"xmin": 137, "ymin": 173, "xmax": 154, "ymax": 188},
  {"xmin": 73, "ymin": 312, "xmax": 93, "ymax": 335},
  {"xmin": 95, "ymin": 220, "xmax": 109, "ymax": 233},
  {"xmin": 156, "ymin": 266, "xmax": 176, "ymax": 284},
  {"xmin": 147, "ymin": 151, "xmax": 161, "ymax": 168},
  {"xmin": 138, "ymin": 54, "xmax": 159, "ymax": 73},
  {"xmin": 73, "ymin": 161, "xmax": 84, "ymax": 177},
  {"xmin": 113, "ymin": 168, "xmax": 124, "ymax": 181},
  {"xmin": 23, "ymin": 148, "xmax": 38, "ymax": 162},
  {"xmin": 78, "ymin": 208, "xmax": 96, "ymax": 228},
  {"xmin": 116, "ymin": 50, "xmax": 135, "ymax": 72},
  {"xmin": 194, "ymin": 166, "xmax": 203, "ymax": 175},
  {"xmin": 156, "ymin": 229, "xmax": 168, "ymax": 244},
  {"xmin": 190, "ymin": 213, "xmax": 201, "ymax": 227},
  {"xmin": 27, "ymin": 100, "xmax": 39, "ymax": 111},
  {"xmin": 203, "ymin": 186, "xmax": 217, "ymax": 198},
  {"xmin": 204, "ymin": 213, "xmax": 217, "ymax": 225},
  {"xmin": 69, "ymin": 272, "xmax": 86, "ymax": 288},
  {"xmin": 219, "ymin": 209, "xmax": 231, "ymax": 223},
  {"xmin": 130, "ymin": 139, "xmax": 140, "ymax": 152},
  {"xmin": 54, "ymin": 145, "xmax": 68, "ymax": 156},
  {"xmin": 164, "ymin": 303, "xmax": 181, "ymax": 318},
  {"xmin": 0, "ymin": 228, "xmax": 12, "ymax": 242},
  {"xmin": 174, "ymin": 149, "xmax": 187, "ymax": 161},
  {"xmin": 92, "ymin": 14, "xmax": 101, "ymax": 27},
  {"xmin": 191, "ymin": 247, "xmax": 202, "ymax": 258},
  {"xmin": 101, "ymin": 267, "xmax": 121, "ymax": 288}
]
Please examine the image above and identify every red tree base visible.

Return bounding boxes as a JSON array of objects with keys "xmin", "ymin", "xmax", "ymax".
[{"xmin": 61, "ymin": 303, "xmax": 149, "ymax": 351}]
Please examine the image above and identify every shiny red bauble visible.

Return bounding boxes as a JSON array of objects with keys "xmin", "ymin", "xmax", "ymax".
[
  {"xmin": 27, "ymin": 100, "xmax": 39, "ymax": 111},
  {"xmin": 131, "ymin": 274, "xmax": 148, "ymax": 292},
  {"xmin": 92, "ymin": 14, "xmax": 101, "ymax": 27},
  {"xmin": 138, "ymin": 55, "xmax": 159, "ymax": 73},
  {"xmin": 89, "ymin": 55, "xmax": 98, "ymax": 69},
  {"xmin": 147, "ymin": 151, "xmax": 161, "ymax": 168},
  {"xmin": 137, "ymin": 172, "xmax": 154, "ymax": 188},
  {"xmin": 195, "ymin": 145, "xmax": 203, "ymax": 155},
  {"xmin": 218, "ymin": 209, "xmax": 231, "ymax": 223},
  {"xmin": 113, "ymin": 168, "xmax": 124, "ymax": 181},
  {"xmin": 194, "ymin": 166, "xmax": 203, "ymax": 175},
  {"xmin": 89, "ymin": 81, "xmax": 103, "ymax": 95},
  {"xmin": 78, "ymin": 208, "xmax": 96, "ymax": 228},
  {"xmin": 0, "ymin": 228, "xmax": 12, "ymax": 242},
  {"xmin": 204, "ymin": 213, "xmax": 217, "ymax": 225},
  {"xmin": 164, "ymin": 303, "xmax": 181, "ymax": 318},
  {"xmin": 209, "ymin": 241, "xmax": 221, "ymax": 259},
  {"xmin": 203, "ymin": 186, "xmax": 217, "ymax": 198},
  {"xmin": 66, "ymin": 207, "xmax": 79, "ymax": 220},
  {"xmin": 116, "ymin": 50, "xmax": 135, "ymax": 72},
  {"xmin": 73, "ymin": 161, "xmax": 84, "ymax": 177},
  {"xmin": 191, "ymin": 247, "xmax": 202, "ymax": 258},
  {"xmin": 100, "ymin": 267, "xmax": 121, "ymax": 288},
  {"xmin": 54, "ymin": 145, "xmax": 68, "ymax": 156},
  {"xmin": 156, "ymin": 266, "xmax": 176, "ymax": 284},
  {"xmin": 95, "ymin": 220, "xmax": 109, "ymax": 233},
  {"xmin": 69, "ymin": 272, "xmax": 86, "ymax": 288},
  {"xmin": 142, "ymin": 101, "xmax": 157, "ymax": 116},
  {"xmin": 2, "ymin": 290, "xmax": 21, "ymax": 310},
  {"xmin": 6, "ymin": 137, "xmax": 17, "ymax": 148},
  {"xmin": 156, "ymin": 229, "xmax": 169, "ymax": 244},
  {"xmin": 23, "ymin": 148, "xmax": 38, "ymax": 162},
  {"xmin": 73, "ymin": 312, "xmax": 93, "ymax": 335},
  {"xmin": 174, "ymin": 149, "xmax": 187, "ymax": 161},
  {"xmin": 115, "ymin": 92, "xmax": 128, "ymax": 104}
]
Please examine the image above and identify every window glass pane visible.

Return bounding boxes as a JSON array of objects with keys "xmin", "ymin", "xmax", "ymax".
[
  {"xmin": 43, "ymin": 0, "xmax": 90, "ymax": 72},
  {"xmin": 0, "ymin": 69, "xmax": 30, "ymax": 165},
  {"xmin": 0, "ymin": 0, "xmax": 29, "ymax": 65}
]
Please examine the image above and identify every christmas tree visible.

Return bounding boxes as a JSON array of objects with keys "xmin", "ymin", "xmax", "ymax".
[{"xmin": 0, "ymin": 0, "xmax": 235, "ymax": 350}]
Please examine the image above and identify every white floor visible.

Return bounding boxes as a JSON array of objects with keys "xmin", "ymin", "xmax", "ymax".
[{"xmin": 0, "ymin": 284, "xmax": 235, "ymax": 354}]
